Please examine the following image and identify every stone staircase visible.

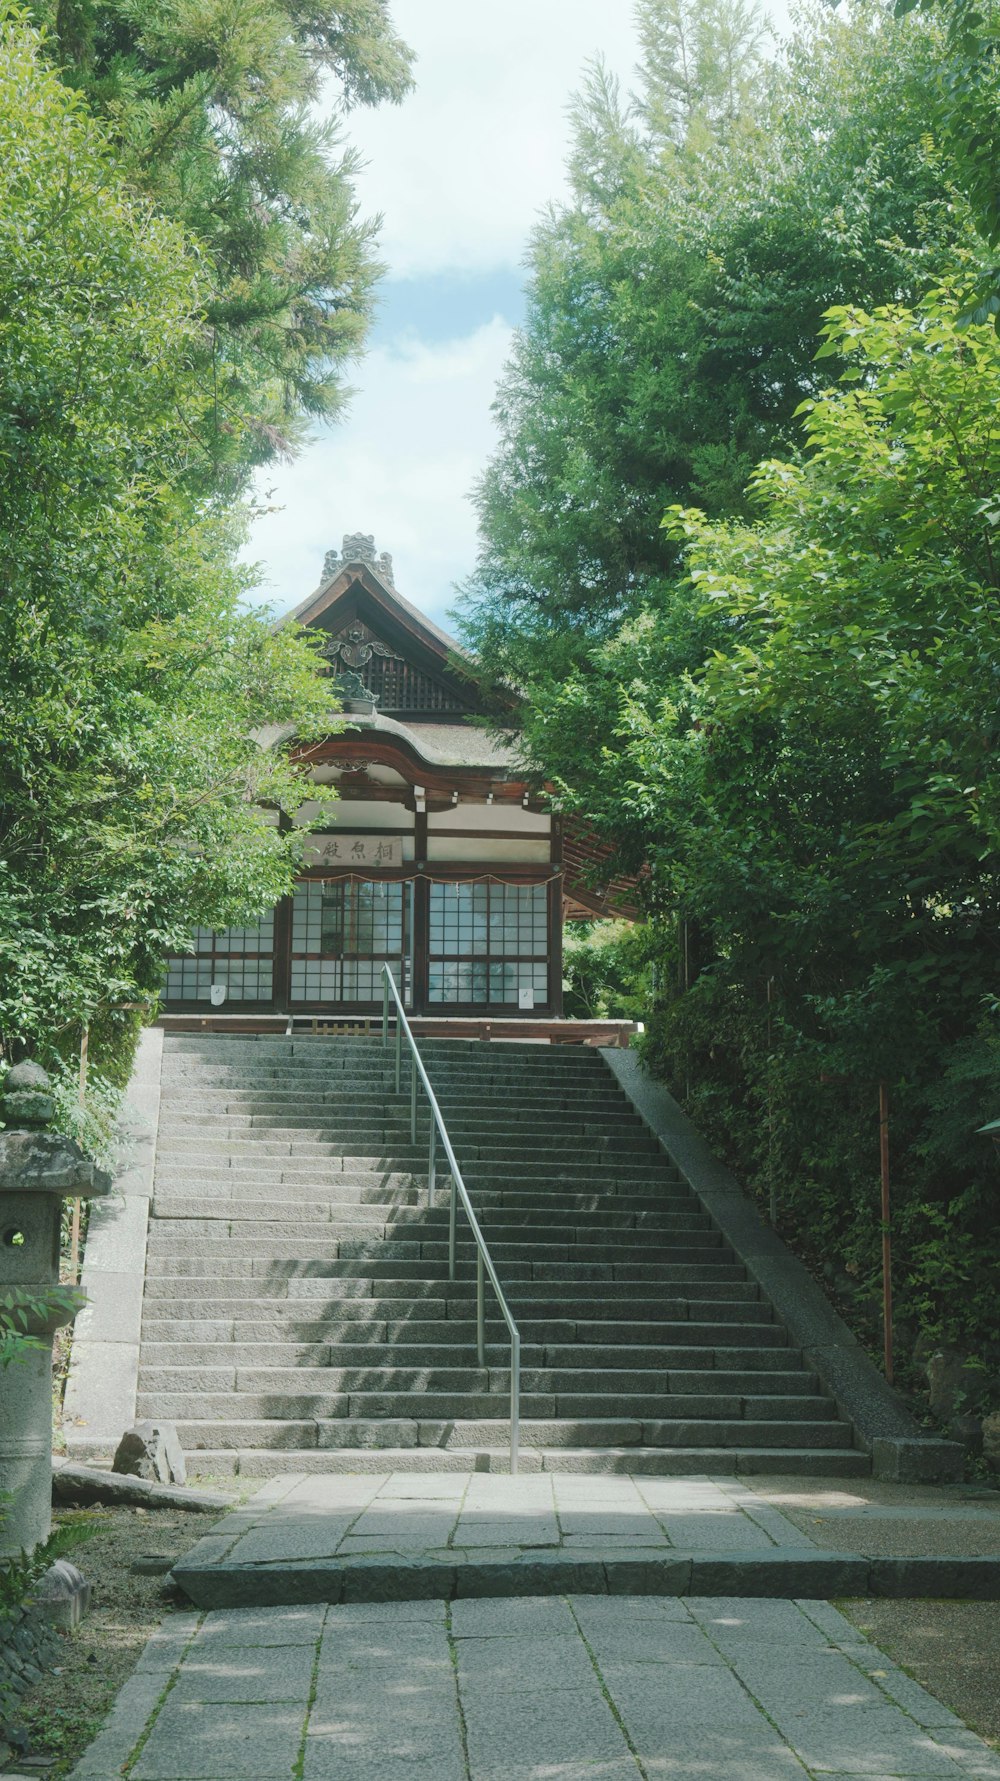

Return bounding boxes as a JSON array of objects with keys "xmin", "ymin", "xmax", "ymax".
[{"xmin": 141, "ymin": 1034, "xmax": 869, "ymax": 1477}]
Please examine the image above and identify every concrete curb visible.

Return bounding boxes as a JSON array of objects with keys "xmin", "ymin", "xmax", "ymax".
[
  {"xmin": 62, "ymin": 1029, "xmax": 162, "ymax": 1460},
  {"xmin": 600, "ymin": 1050, "xmax": 963, "ymax": 1485},
  {"xmin": 170, "ymin": 1547, "xmax": 1000, "ymax": 1610}
]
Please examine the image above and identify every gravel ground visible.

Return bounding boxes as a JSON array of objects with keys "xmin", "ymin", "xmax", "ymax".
[
  {"xmin": 839, "ymin": 1598, "xmax": 1000, "ymax": 1750},
  {"xmin": 7, "ymin": 1505, "xmax": 207, "ymax": 1780}
]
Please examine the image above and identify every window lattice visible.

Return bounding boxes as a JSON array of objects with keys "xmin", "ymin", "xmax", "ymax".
[
  {"xmin": 428, "ymin": 882, "xmax": 548, "ymax": 1007},
  {"xmin": 291, "ymin": 880, "xmax": 411, "ymax": 1005},
  {"xmin": 163, "ymin": 915, "xmax": 274, "ymax": 1003}
]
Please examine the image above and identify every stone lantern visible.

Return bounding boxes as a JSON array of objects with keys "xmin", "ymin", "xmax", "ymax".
[{"xmin": 0, "ymin": 1062, "xmax": 111, "ymax": 1554}]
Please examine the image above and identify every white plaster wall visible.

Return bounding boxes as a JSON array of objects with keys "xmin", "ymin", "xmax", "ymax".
[
  {"xmin": 429, "ymin": 805, "xmax": 550, "ymax": 834},
  {"xmin": 426, "ymin": 837, "xmax": 551, "ymax": 863},
  {"xmin": 299, "ymin": 801, "xmax": 414, "ymax": 831}
]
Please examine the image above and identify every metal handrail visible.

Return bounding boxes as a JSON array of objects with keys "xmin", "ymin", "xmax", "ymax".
[{"xmin": 380, "ymin": 965, "xmax": 521, "ymax": 1475}]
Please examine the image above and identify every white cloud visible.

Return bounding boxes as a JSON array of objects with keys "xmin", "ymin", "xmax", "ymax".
[
  {"xmin": 342, "ymin": 1, "xmax": 643, "ymax": 279},
  {"xmin": 246, "ymin": 1, "xmax": 795, "ymax": 627},
  {"xmin": 244, "ymin": 317, "xmax": 514, "ymax": 627}
]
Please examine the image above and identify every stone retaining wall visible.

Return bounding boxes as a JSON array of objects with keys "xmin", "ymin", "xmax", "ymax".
[{"xmin": 0, "ymin": 1594, "xmax": 63, "ymax": 1740}]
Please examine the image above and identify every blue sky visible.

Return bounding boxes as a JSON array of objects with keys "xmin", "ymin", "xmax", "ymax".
[
  {"xmin": 243, "ymin": 1, "xmax": 786, "ymax": 634},
  {"xmin": 242, "ymin": 1, "xmax": 643, "ymax": 632}
]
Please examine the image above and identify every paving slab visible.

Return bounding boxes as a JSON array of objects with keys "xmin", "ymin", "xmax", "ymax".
[
  {"xmin": 168, "ymin": 1469, "xmax": 1000, "ymax": 1608},
  {"xmin": 68, "ymin": 1592, "xmax": 1000, "ymax": 1781}
]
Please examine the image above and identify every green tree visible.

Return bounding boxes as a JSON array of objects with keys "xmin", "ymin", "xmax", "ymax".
[
  {"xmin": 896, "ymin": 0, "xmax": 1000, "ymax": 324},
  {"xmin": 626, "ymin": 288, "xmax": 1000, "ymax": 1369},
  {"xmin": 26, "ymin": 0, "xmax": 413, "ymax": 485},
  {"xmin": 636, "ymin": 0, "xmax": 769, "ymax": 146},
  {"xmin": 459, "ymin": 2, "xmax": 973, "ymax": 695},
  {"xmin": 0, "ymin": 15, "xmax": 335, "ymax": 1065}
]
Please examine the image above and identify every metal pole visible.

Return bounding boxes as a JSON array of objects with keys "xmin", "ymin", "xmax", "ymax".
[
  {"xmin": 428, "ymin": 1119, "xmax": 436, "ymax": 1207},
  {"xmin": 410, "ymin": 1051, "xmax": 418, "ymax": 1146},
  {"xmin": 476, "ymin": 1250, "xmax": 485, "ymax": 1367},
  {"xmin": 879, "ymin": 1081, "xmax": 894, "ymax": 1385},
  {"xmin": 395, "ymin": 1014, "xmax": 401, "ymax": 1095},
  {"xmin": 70, "ymin": 1023, "xmax": 89, "ymax": 1285},
  {"xmin": 510, "ymin": 1328, "xmax": 520, "ymax": 1477},
  {"xmin": 449, "ymin": 1174, "xmax": 457, "ymax": 1282},
  {"xmin": 767, "ymin": 978, "xmax": 778, "ymax": 1227},
  {"xmin": 382, "ymin": 973, "xmax": 389, "ymax": 1049}
]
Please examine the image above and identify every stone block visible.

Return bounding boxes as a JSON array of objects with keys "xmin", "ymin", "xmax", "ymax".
[
  {"xmin": 456, "ymin": 1557, "xmax": 605, "ymax": 1599},
  {"xmin": 604, "ymin": 1555, "xmax": 692, "ymax": 1595},
  {"xmin": 341, "ymin": 1558, "xmax": 453, "ymax": 1603},
  {"xmin": 69, "ymin": 1270, "xmax": 144, "ymax": 1345},
  {"xmin": 869, "ymin": 1556, "xmax": 1000, "ymax": 1598},
  {"xmin": 52, "ymin": 1463, "xmax": 231, "ymax": 1512},
  {"xmin": 687, "ymin": 1551, "xmax": 870, "ymax": 1597},
  {"xmin": 871, "ymin": 1435, "xmax": 965, "ymax": 1483},
  {"xmin": 113, "ymin": 1419, "xmax": 187, "ymax": 1485},
  {"xmin": 31, "ymin": 1558, "xmax": 92, "ymax": 1629},
  {"xmin": 63, "ymin": 1339, "xmax": 139, "ymax": 1441}
]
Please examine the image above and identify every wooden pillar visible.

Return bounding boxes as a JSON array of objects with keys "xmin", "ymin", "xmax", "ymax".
[
  {"xmin": 549, "ymin": 817, "xmax": 564, "ymax": 1018},
  {"xmin": 412, "ymin": 805, "xmax": 429, "ymax": 1014},
  {"xmin": 272, "ymin": 893, "xmax": 293, "ymax": 1013}
]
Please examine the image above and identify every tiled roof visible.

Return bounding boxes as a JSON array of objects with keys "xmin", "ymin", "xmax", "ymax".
[{"xmin": 346, "ymin": 714, "xmax": 521, "ymax": 770}]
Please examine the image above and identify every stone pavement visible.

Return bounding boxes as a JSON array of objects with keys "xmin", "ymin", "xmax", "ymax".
[
  {"xmin": 171, "ymin": 1471, "xmax": 1000, "ymax": 1607},
  {"xmin": 63, "ymin": 1592, "xmax": 1000, "ymax": 1781}
]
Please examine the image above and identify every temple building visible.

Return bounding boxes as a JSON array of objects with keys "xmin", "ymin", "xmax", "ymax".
[{"xmin": 161, "ymin": 536, "xmax": 637, "ymax": 1034}]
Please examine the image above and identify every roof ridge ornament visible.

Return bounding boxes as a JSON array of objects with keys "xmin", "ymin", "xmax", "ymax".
[
  {"xmin": 332, "ymin": 668, "xmax": 380, "ymax": 714},
  {"xmin": 323, "ymin": 534, "xmax": 394, "ymax": 588}
]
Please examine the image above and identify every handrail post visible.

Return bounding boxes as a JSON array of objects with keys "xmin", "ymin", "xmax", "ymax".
[
  {"xmin": 510, "ymin": 1328, "xmax": 520, "ymax": 1476},
  {"xmin": 380, "ymin": 965, "xmax": 520, "ymax": 1483}
]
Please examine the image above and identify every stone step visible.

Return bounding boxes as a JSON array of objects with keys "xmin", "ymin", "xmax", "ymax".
[
  {"xmin": 152, "ymin": 1160, "xmax": 675, "ymax": 1187},
  {"xmin": 137, "ymin": 1356, "xmax": 828, "ymax": 1398},
  {"xmin": 147, "ymin": 1033, "xmax": 859, "ymax": 1473},
  {"xmin": 138, "ymin": 1374, "xmax": 836, "ymax": 1425},
  {"xmin": 152, "ymin": 1172, "xmax": 428, "ymax": 1195},
  {"xmin": 164, "ymin": 1042, "xmax": 600, "ymax": 1066},
  {"xmin": 161, "ymin": 1084, "xmax": 636, "ymax": 1109},
  {"xmin": 150, "ymin": 1201, "xmax": 712, "ymax": 1235},
  {"xmin": 146, "ymin": 1235, "xmax": 729, "ymax": 1266},
  {"xmin": 151, "ymin": 1174, "xmax": 693, "ymax": 1208},
  {"xmin": 180, "ymin": 1444, "xmax": 871, "ymax": 1480},
  {"xmin": 139, "ymin": 1315, "xmax": 791, "ymax": 1349},
  {"xmin": 158, "ymin": 1107, "xmax": 648, "ymax": 1132},
  {"xmin": 145, "ymin": 1286, "xmax": 774, "ymax": 1323},
  {"xmin": 162, "ymin": 1117, "xmax": 646, "ymax": 1145},
  {"xmin": 161, "ymin": 1064, "xmax": 612, "ymax": 1089},
  {"xmin": 166, "ymin": 1413, "xmax": 853, "ymax": 1452},
  {"xmin": 463, "ymin": 1164, "xmax": 677, "ymax": 1184},
  {"xmin": 138, "ymin": 1342, "xmax": 816, "ymax": 1384},
  {"xmin": 146, "ymin": 1258, "xmax": 750, "ymax": 1287},
  {"xmin": 154, "ymin": 1136, "xmax": 665, "ymax": 1164},
  {"xmin": 138, "ymin": 1332, "xmax": 802, "ymax": 1367},
  {"xmin": 162, "ymin": 1091, "xmax": 636, "ymax": 1117},
  {"xmin": 150, "ymin": 1238, "xmax": 724, "ymax": 1266}
]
